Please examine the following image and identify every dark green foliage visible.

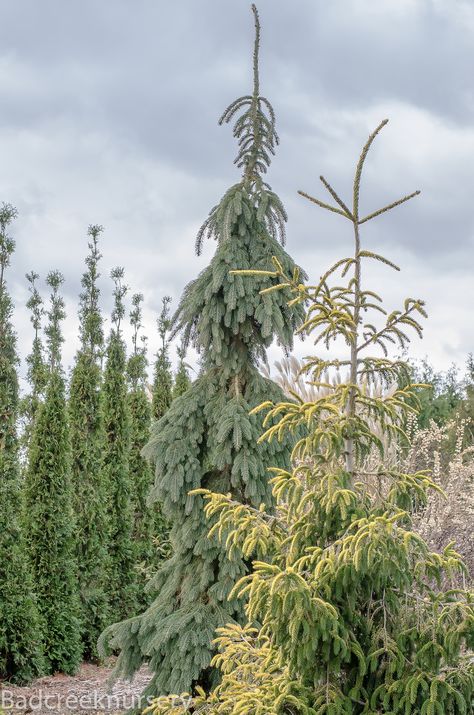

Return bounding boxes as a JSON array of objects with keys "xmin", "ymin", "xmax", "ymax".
[
  {"xmin": 152, "ymin": 296, "xmax": 173, "ymax": 420},
  {"xmin": 102, "ymin": 268, "xmax": 136, "ymax": 621},
  {"xmin": 99, "ymin": 6, "xmax": 304, "ymax": 696},
  {"xmin": 172, "ymin": 345, "xmax": 191, "ymax": 398},
  {"xmin": 0, "ymin": 203, "xmax": 44, "ymax": 684},
  {"xmin": 127, "ymin": 293, "xmax": 157, "ymax": 608},
  {"xmin": 458, "ymin": 354, "xmax": 474, "ymax": 442},
  {"xmin": 69, "ymin": 225, "xmax": 109, "ymax": 661},
  {"xmin": 414, "ymin": 359, "xmax": 463, "ymax": 429},
  {"xmin": 24, "ymin": 271, "xmax": 81, "ymax": 675},
  {"xmin": 21, "ymin": 271, "xmax": 47, "ymax": 451}
]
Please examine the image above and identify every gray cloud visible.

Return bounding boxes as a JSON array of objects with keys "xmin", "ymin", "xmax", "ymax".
[{"xmin": 1, "ymin": 0, "xmax": 473, "ymax": 375}]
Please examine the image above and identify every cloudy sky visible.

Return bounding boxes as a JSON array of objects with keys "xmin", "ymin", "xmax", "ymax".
[{"xmin": 1, "ymin": 0, "xmax": 473, "ymax": 381}]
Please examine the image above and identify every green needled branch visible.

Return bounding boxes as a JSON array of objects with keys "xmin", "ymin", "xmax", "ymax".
[{"xmin": 297, "ymin": 119, "xmax": 421, "ymax": 475}]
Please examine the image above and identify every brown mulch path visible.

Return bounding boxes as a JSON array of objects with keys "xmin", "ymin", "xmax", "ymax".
[{"xmin": 0, "ymin": 661, "xmax": 152, "ymax": 714}]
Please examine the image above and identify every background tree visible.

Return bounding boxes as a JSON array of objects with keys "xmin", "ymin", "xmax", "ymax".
[
  {"xmin": 152, "ymin": 296, "xmax": 173, "ymax": 420},
  {"xmin": 0, "ymin": 203, "xmax": 44, "ymax": 684},
  {"xmin": 459, "ymin": 354, "xmax": 474, "ymax": 443},
  {"xmin": 24, "ymin": 270, "xmax": 81, "ymax": 675},
  {"xmin": 127, "ymin": 293, "xmax": 156, "ymax": 608},
  {"xmin": 102, "ymin": 267, "xmax": 135, "ymax": 621},
  {"xmin": 413, "ymin": 359, "xmax": 463, "ymax": 429},
  {"xmin": 99, "ymin": 5, "xmax": 304, "ymax": 697},
  {"xmin": 21, "ymin": 271, "xmax": 47, "ymax": 453},
  {"xmin": 149, "ymin": 120, "xmax": 474, "ymax": 714},
  {"xmin": 68, "ymin": 225, "xmax": 109, "ymax": 660},
  {"xmin": 172, "ymin": 344, "xmax": 192, "ymax": 398}
]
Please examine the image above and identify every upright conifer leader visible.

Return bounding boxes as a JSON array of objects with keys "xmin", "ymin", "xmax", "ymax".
[
  {"xmin": 102, "ymin": 268, "xmax": 135, "ymax": 621},
  {"xmin": 0, "ymin": 204, "xmax": 44, "ymax": 684},
  {"xmin": 69, "ymin": 225, "xmax": 109, "ymax": 660},
  {"xmin": 100, "ymin": 5, "xmax": 304, "ymax": 696},
  {"xmin": 25, "ymin": 271, "xmax": 81, "ymax": 675}
]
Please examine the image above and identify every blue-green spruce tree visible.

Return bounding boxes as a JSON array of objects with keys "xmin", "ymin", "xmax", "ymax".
[{"xmin": 99, "ymin": 5, "xmax": 304, "ymax": 696}]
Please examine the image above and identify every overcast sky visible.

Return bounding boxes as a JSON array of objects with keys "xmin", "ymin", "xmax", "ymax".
[{"xmin": 1, "ymin": 0, "xmax": 473, "ymax": 381}]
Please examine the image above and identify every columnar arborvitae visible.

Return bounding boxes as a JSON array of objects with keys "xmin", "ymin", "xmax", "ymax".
[
  {"xmin": 25, "ymin": 270, "xmax": 81, "ymax": 675},
  {"xmin": 22, "ymin": 271, "xmax": 47, "ymax": 451},
  {"xmin": 0, "ymin": 203, "xmax": 44, "ymax": 684},
  {"xmin": 102, "ymin": 268, "xmax": 135, "ymax": 621},
  {"xmin": 69, "ymin": 225, "xmax": 109, "ymax": 661},
  {"xmin": 127, "ymin": 293, "xmax": 156, "ymax": 607},
  {"xmin": 152, "ymin": 296, "xmax": 173, "ymax": 420},
  {"xmin": 149, "ymin": 121, "xmax": 474, "ymax": 714},
  {"xmin": 100, "ymin": 5, "xmax": 304, "ymax": 696},
  {"xmin": 172, "ymin": 345, "xmax": 192, "ymax": 399}
]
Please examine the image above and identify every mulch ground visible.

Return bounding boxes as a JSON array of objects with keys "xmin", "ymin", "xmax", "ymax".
[{"xmin": 0, "ymin": 661, "xmax": 152, "ymax": 714}]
